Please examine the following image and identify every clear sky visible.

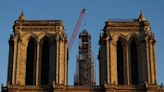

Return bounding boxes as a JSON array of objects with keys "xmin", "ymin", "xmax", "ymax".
[{"xmin": 0, "ymin": 0, "xmax": 164, "ymax": 86}]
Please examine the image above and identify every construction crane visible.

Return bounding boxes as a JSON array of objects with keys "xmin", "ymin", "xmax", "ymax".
[{"xmin": 68, "ymin": 9, "xmax": 86, "ymax": 54}]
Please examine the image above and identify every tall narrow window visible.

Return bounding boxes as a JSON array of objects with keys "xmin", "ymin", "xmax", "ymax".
[
  {"xmin": 41, "ymin": 39, "xmax": 50, "ymax": 85},
  {"xmin": 130, "ymin": 40, "xmax": 139, "ymax": 84},
  {"xmin": 117, "ymin": 39, "xmax": 124, "ymax": 84},
  {"xmin": 26, "ymin": 38, "xmax": 36, "ymax": 85}
]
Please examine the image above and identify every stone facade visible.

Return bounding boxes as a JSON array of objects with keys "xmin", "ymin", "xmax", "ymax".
[
  {"xmin": 2, "ymin": 12, "xmax": 164, "ymax": 92},
  {"xmin": 98, "ymin": 13, "xmax": 163, "ymax": 91},
  {"xmin": 4, "ymin": 12, "xmax": 68, "ymax": 91}
]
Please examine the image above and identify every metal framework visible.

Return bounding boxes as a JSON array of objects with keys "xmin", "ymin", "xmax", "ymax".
[{"xmin": 74, "ymin": 29, "xmax": 96, "ymax": 86}]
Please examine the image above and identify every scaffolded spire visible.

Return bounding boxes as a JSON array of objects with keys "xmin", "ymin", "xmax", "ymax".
[{"xmin": 74, "ymin": 29, "xmax": 96, "ymax": 86}]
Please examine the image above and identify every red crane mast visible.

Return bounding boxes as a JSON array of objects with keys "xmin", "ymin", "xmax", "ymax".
[{"xmin": 68, "ymin": 9, "xmax": 86, "ymax": 54}]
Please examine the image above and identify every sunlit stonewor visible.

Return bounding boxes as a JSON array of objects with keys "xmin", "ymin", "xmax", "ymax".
[{"xmin": 2, "ymin": 12, "xmax": 164, "ymax": 92}]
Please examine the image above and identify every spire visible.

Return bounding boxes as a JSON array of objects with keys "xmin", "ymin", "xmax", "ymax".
[
  {"xmin": 82, "ymin": 23, "xmax": 89, "ymax": 33},
  {"xmin": 139, "ymin": 11, "xmax": 146, "ymax": 22},
  {"xmin": 19, "ymin": 11, "xmax": 25, "ymax": 21},
  {"xmin": 84, "ymin": 23, "xmax": 87, "ymax": 30}
]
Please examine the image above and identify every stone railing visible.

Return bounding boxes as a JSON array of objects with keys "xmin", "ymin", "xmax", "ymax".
[
  {"xmin": 20, "ymin": 26, "xmax": 63, "ymax": 31},
  {"xmin": 14, "ymin": 20, "xmax": 63, "ymax": 26},
  {"xmin": 104, "ymin": 84, "xmax": 144, "ymax": 89},
  {"xmin": 5, "ymin": 84, "xmax": 52, "ymax": 89},
  {"xmin": 67, "ymin": 85, "xmax": 101, "ymax": 89},
  {"xmin": 2, "ymin": 84, "xmax": 164, "ymax": 91},
  {"xmin": 107, "ymin": 19, "xmax": 138, "ymax": 22},
  {"xmin": 107, "ymin": 27, "xmax": 141, "ymax": 32}
]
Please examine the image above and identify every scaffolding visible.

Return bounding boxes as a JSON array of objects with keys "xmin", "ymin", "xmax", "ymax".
[{"xmin": 74, "ymin": 29, "xmax": 96, "ymax": 86}]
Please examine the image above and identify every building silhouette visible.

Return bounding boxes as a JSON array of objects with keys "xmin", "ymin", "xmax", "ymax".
[{"xmin": 2, "ymin": 12, "xmax": 164, "ymax": 92}]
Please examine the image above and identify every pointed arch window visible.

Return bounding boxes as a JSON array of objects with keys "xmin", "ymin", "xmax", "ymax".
[
  {"xmin": 41, "ymin": 38, "xmax": 50, "ymax": 85},
  {"xmin": 130, "ymin": 39, "xmax": 139, "ymax": 84},
  {"xmin": 25, "ymin": 38, "xmax": 36, "ymax": 85},
  {"xmin": 117, "ymin": 39, "xmax": 124, "ymax": 84}
]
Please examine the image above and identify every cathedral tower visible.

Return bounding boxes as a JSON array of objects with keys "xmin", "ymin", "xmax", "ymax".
[
  {"xmin": 6, "ymin": 12, "xmax": 68, "ymax": 91},
  {"xmin": 98, "ymin": 13, "xmax": 159, "ymax": 91},
  {"xmin": 2, "ymin": 12, "xmax": 164, "ymax": 92}
]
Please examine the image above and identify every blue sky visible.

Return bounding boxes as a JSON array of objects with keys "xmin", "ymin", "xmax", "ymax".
[{"xmin": 0, "ymin": 0, "xmax": 164, "ymax": 86}]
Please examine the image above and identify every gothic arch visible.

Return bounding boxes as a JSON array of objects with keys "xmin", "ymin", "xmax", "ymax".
[
  {"xmin": 41, "ymin": 36, "xmax": 50, "ymax": 85},
  {"xmin": 117, "ymin": 36, "xmax": 127, "ymax": 45},
  {"xmin": 40, "ymin": 36, "xmax": 53, "ymax": 85},
  {"xmin": 40, "ymin": 34, "xmax": 53, "ymax": 45},
  {"xmin": 116, "ymin": 37, "xmax": 126, "ymax": 84},
  {"xmin": 22, "ymin": 32, "xmax": 38, "ymax": 44},
  {"xmin": 25, "ymin": 37, "xmax": 37, "ymax": 85},
  {"xmin": 119, "ymin": 34, "xmax": 127, "ymax": 41},
  {"xmin": 127, "ymin": 33, "xmax": 140, "ymax": 43},
  {"xmin": 129, "ymin": 38, "xmax": 139, "ymax": 84},
  {"xmin": 111, "ymin": 34, "xmax": 127, "ymax": 45}
]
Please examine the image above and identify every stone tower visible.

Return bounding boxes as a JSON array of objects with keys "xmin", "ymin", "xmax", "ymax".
[
  {"xmin": 6, "ymin": 12, "xmax": 68, "ymax": 91},
  {"xmin": 2, "ymin": 12, "xmax": 164, "ymax": 92},
  {"xmin": 98, "ymin": 13, "xmax": 161, "ymax": 91}
]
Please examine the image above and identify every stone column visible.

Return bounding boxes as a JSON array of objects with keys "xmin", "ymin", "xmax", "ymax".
[
  {"xmin": 106, "ymin": 38, "xmax": 110, "ymax": 84},
  {"xmin": 59, "ymin": 40, "xmax": 64, "ymax": 84},
  {"xmin": 56, "ymin": 37, "xmax": 59, "ymax": 84},
  {"xmin": 150, "ymin": 40, "xmax": 157, "ymax": 84},
  {"xmin": 145, "ymin": 38, "xmax": 151, "ymax": 83},
  {"xmin": 149, "ymin": 40, "xmax": 154, "ymax": 84},
  {"xmin": 16, "ymin": 39, "xmax": 25, "ymax": 85},
  {"xmin": 38, "ymin": 41, "xmax": 42, "ymax": 85},
  {"xmin": 125, "ymin": 43, "xmax": 130, "ymax": 85},
  {"xmin": 19, "ymin": 40, "xmax": 27, "ymax": 85},
  {"xmin": 152, "ymin": 41, "xmax": 157, "ymax": 84},
  {"xmin": 110, "ymin": 40, "xmax": 117, "ymax": 85},
  {"xmin": 12, "ymin": 39, "xmax": 18, "ymax": 84},
  {"xmin": 64, "ymin": 40, "xmax": 68, "ymax": 85},
  {"xmin": 36, "ymin": 42, "xmax": 40, "ymax": 85},
  {"xmin": 14, "ymin": 37, "xmax": 22, "ymax": 85}
]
